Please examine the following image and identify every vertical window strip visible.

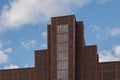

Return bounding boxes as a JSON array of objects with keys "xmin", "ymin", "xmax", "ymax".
[
  {"xmin": 57, "ymin": 24, "xmax": 69, "ymax": 79},
  {"xmin": 57, "ymin": 24, "xmax": 68, "ymax": 33},
  {"xmin": 57, "ymin": 34, "xmax": 68, "ymax": 42}
]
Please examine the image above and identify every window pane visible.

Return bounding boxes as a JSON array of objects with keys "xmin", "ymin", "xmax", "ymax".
[
  {"xmin": 57, "ymin": 43, "xmax": 68, "ymax": 51},
  {"xmin": 57, "ymin": 61, "xmax": 68, "ymax": 70},
  {"xmin": 57, "ymin": 34, "xmax": 68, "ymax": 42},
  {"xmin": 57, "ymin": 24, "xmax": 68, "ymax": 33},
  {"xmin": 57, "ymin": 52, "xmax": 68, "ymax": 60},
  {"xmin": 57, "ymin": 70, "xmax": 68, "ymax": 78},
  {"xmin": 57, "ymin": 24, "xmax": 69, "ymax": 80}
]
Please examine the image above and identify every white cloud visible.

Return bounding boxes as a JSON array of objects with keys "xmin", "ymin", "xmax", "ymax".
[
  {"xmin": 109, "ymin": 28, "xmax": 120, "ymax": 36},
  {"xmin": 0, "ymin": 47, "xmax": 13, "ymax": 65},
  {"xmin": 0, "ymin": 51, "xmax": 8, "ymax": 65},
  {"xmin": 91, "ymin": 25, "xmax": 101, "ymax": 32},
  {"xmin": 20, "ymin": 40, "xmax": 36, "ymax": 49},
  {"xmin": 4, "ymin": 64, "xmax": 19, "ymax": 69},
  {"xmin": 40, "ymin": 43, "xmax": 47, "ymax": 49},
  {"xmin": 42, "ymin": 31, "xmax": 47, "ymax": 39},
  {"xmin": 0, "ymin": 41, "xmax": 13, "ymax": 65},
  {"xmin": 98, "ymin": 0, "xmax": 111, "ymax": 4},
  {"xmin": 25, "ymin": 63, "xmax": 34, "ymax": 68},
  {"xmin": 91, "ymin": 25, "xmax": 108, "ymax": 39},
  {"xmin": 91, "ymin": 25, "xmax": 120, "ymax": 39},
  {"xmin": 4, "ymin": 48, "xmax": 13, "ymax": 53},
  {"xmin": 99, "ymin": 50, "xmax": 116, "ymax": 62},
  {"xmin": 0, "ymin": 0, "xmax": 90, "ymax": 32},
  {"xmin": 113, "ymin": 45, "xmax": 120, "ymax": 56},
  {"xmin": 99, "ymin": 45, "xmax": 120, "ymax": 62}
]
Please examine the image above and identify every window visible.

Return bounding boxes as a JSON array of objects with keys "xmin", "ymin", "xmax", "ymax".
[
  {"xmin": 57, "ymin": 43, "xmax": 68, "ymax": 51},
  {"xmin": 57, "ymin": 34, "xmax": 68, "ymax": 42},
  {"xmin": 57, "ymin": 52, "xmax": 68, "ymax": 60},
  {"xmin": 57, "ymin": 61, "xmax": 68, "ymax": 70},
  {"xmin": 57, "ymin": 70, "xmax": 68, "ymax": 79},
  {"xmin": 57, "ymin": 24, "xmax": 68, "ymax": 33},
  {"xmin": 57, "ymin": 24, "xmax": 69, "ymax": 79}
]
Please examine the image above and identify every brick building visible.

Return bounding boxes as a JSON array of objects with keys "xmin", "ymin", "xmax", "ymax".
[{"xmin": 0, "ymin": 15, "xmax": 120, "ymax": 80}]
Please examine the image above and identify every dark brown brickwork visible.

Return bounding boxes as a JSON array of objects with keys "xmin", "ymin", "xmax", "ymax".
[
  {"xmin": 75, "ymin": 21, "xmax": 84, "ymax": 80},
  {"xmin": 51, "ymin": 15, "xmax": 76, "ymax": 80},
  {"xmin": 0, "ymin": 68, "xmax": 34, "ymax": 80},
  {"xmin": 0, "ymin": 15, "xmax": 120, "ymax": 80},
  {"xmin": 97, "ymin": 62, "xmax": 120, "ymax": 80},
  {"xmin": 47, "ymin": 25, "xmax": 52, "ymax": 80},
  {"xmin": 84, "ymin": 45, "xmax": 98, "ymax": 80},
  {"xmin": 35, "ymin": 50, "xmax": 50, "ymax": 80}
]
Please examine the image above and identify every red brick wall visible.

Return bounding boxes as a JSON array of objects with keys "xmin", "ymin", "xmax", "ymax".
[
  {"xmin": 75, "ymin": 21, "xmax": 84, "ymax": 80},
  {"xmin": 51, "ymin": 15, "xmax": 76, "ymax": 80},
  {"xmin": 84, "ymin": 45, "xmax": 98, "ymax": 80},
  {"xmin": 0, "ymin": 68, "xmax": 34, "ymax": 80},
  {"xmin": 98, "ymin": 62, "xmax": 120, "ymax": 80},
  {"xmin": 35, "ymin": 50, "xmax": 50, "ymax": 80}
]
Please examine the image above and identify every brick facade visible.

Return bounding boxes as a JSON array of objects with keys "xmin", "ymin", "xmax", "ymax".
[{"xmin": 0, "ymin": 15, "xmax": 120, "ymax": 80}]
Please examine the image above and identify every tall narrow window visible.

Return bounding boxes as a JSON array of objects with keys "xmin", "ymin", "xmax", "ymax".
[{"xmin": 57, "ymin": 24, "xmax": 69, "ymax": 80}]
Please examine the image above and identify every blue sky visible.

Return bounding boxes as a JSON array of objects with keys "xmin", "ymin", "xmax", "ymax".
[{"xmin": 0, "ymin": 0, "xmax": 120, "ymax": 69}]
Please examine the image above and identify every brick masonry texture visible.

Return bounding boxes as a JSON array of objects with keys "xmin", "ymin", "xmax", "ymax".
[{"xmin": 0, "ymin": 15, "xmax": 120, "ymax": 80}]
